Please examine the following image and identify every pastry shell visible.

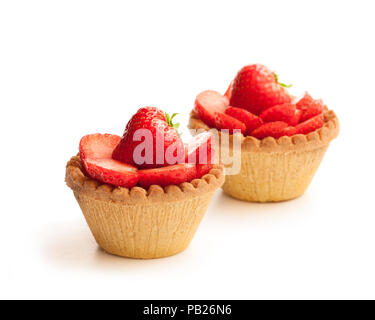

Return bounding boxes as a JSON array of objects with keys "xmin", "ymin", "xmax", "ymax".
[
  {"xmin": 65, "ymin": 156, "xmax": 224, "ymax": 259},
  {"xmin": 189, "ymin": 109, "xmax": 339, "ymax": 202}
]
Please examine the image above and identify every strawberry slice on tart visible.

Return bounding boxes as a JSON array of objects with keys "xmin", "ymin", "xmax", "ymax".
[
  {"xmin": 79, "ymin": 133, "xmax": 139, "ymax": 188},
  {"xmin": 260, "ymin": 103, "xmax": 300, "ymax": 126},
  {"xmin": 295, "ymin": 114, "xmax": 325, "ymax": 135},
  {"xmin": 295, "ymin": 92, "xmax": 314, "ymax": 108},
  {"xmin": 214, "ymin": 112, "xmax": 246, "ymax": 134},
  {"xmin": 194, "ymin": 90, "xmax": 229, "ymax": 127},
  {"xmin": 250, "ymin": 121, "xmax": 289, "ymax": 139},
  {"xmin": 225, "ymin": 107, "xmax": 263, "ymax": 135},
  {"xmin": 79, "ymin": 133, "xmax": 120, "ymax": 161},
  {"xmin": 138, "ymin": 163, "xmax": 197, "ymax": 189},
  {"xmin": 185, "ymin": 132, "xmax": 215, "ymax": 177}
]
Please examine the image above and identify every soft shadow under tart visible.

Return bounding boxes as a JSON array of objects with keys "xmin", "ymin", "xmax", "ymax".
[
  {"xmin": 66, "ymin": 156, "xmax": 224, "ymax": 259},
  {"xmin": 189, "ymin": 109, "xmax": 339, "ymax": 202}
]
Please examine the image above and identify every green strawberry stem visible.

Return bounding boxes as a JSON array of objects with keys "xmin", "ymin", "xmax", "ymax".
[
  {"xmin": 274, "ymin": 73, "xmax": 292, "ymax": 88},
  {"xmin": 165, "ymin": 112, "xmax": 181, "ymax": 135}
]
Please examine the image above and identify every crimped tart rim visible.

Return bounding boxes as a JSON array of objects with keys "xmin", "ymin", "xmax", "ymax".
[
  {"xmin": 65, "ymin": 156, "xmax": 225, "ymax": 204},
  {"xmin": 188, "ymin": 109, "xmax": 339, "ymax": 152}
]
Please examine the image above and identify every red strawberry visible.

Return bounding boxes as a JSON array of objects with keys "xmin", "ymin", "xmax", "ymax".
[
  {"xmin": 138, "ymin": 164, "xmax": 197, "ymax": 189},
  {"xmin": 251, "ymin": 121, "xmax": 288, "ymax": 139},
  {"xmin": 295, "ymin": 114, "xmax": 324, "ymax": 134},
  {"xmin": 224, "ymin": 81, "xmax": 233, "ymax": 100},
  {"xmin": 295, "ymin": 92, "xmax": 314, "ymax": 108},
  {"xmin": 122, "ymin": 107, "xmax": 167, "ymax": 133},
  {"xmin": 195, "ymin": 90, "xmax": 229, "ymax": 127},
  {"xmin": 230, "ymin": 64, "xmax": 292, "ymax": 115},
  {"xmin": 225, "ymin": 107, "xmax": 263, "ymax": 135},
  {"xmin": 214, "ymin": 112, "xmax": 246, "ymax": 134},
  {"xmin": 282, "ymin": 126, "xmax": 297, "ymax": 136},
  {"xmin": 80, "ymin": 133, "xmax": 121, "ymax": 161},
  {"xmin": 185, "ymin": 132, "xmax": 215, "ymax": 178},
  {"xmin": 79, "ymin": 134, "xmax": 139, "ymax": 188},
  {"xmin": 260, "ymin": 103, "xmax": 299, "ymax": 126},
  {"xmin": 196, "ymin": 163, "xmax": 214, "ymax": 178},
  {"xmin": 84, "ymin": 158, "xmax": 139, "ymax": 188},
  {"xmin": 295, "ymin": 92, "xmax": 324, "ymax": 122},
  {"xmin": 185, "ymin": 132, "xmax": 214, "ymax": 165},
  {"xmin": 298, "ymin": 100, "xmax": 324, "ymax": 123},
  {"xmin": 291, "ymin": 109, "xmax": 302, "ymax": 126},
  {"xmin": 112, "ymin": 107, "xmax": 184, "ymax": 169}
]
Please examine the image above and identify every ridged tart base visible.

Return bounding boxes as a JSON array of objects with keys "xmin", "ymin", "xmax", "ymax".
[
  {"xmin": 189, "ymin": 110, "xmax": 339, "ymax": 202},
  {"xmin": 66, "ymin": 156, "xmax": 224, "ymax": 259}
]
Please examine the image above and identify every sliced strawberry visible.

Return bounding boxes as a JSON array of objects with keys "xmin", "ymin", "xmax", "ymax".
[
  {"xmin": 282, "ymin": 126, "xmax": 297, "ymax": 136},
  {"xmin": 295, "ymin": 114, "xmax": 324, "ymax": 134},
  {"xmin": 84, "ymin": 158, "xmax": 138, "ymax": 188},
  {"xmin": 225, "ymin": 107, "xmax": 263, "ymax": 135},
  {"xmin": 251, "ymin": 121, "xmax": 288, "ymax": 139},
  {"xmin": 79, "ymin": 134, "xmax": 139, "ymax": 188},
  {"xmin": 224, "ymin": 81, "xmax": 233, "ymax": 100},
  {"xmin": 290, "ymin": 109, "xmax": 302, "ymax": 126},
  {"xmin": 195, "ymin": 90, "xmax": 229, "ymax": 127},
  {"xmin": 299, "ymin": 100, "xmax": 324, "ymax": 122},
  {"xmin": 295, "ymin": 92, "xmax": 324, "ymax": 122},
  {"xmin": 295, "ymin": 92, "xmax": 314, "ymax": 108},
  {"xmin": 185, "ymin": 132, "xmax": 214, "ymax": 165},
  {"xmin": 260, "ymin": 103, "xmax": 298, "ymax": 126},
  {"xmin": 196, "ymin": 163, "xmax": 214, "ymax": 178},
  {"xmin": 214, "ymin": 112, "xmax": 246, "ymax": 134},
  {"xmin": 185, "ymin": 132, "xmax": 215, "ymax": 179},
  {"xmin": 79, "ymin": 133, "xmax": 121, "ymax": 161},
  {"xmin": 138, "ymin": 164, "xmax": 197, "ymax": 189}
]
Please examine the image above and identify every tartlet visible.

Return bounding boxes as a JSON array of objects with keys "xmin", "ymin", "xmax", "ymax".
[
  {"xmin": 66, "ymin": 156, "xmax": 224, "ymax": 259},
  {"xmin": 189, "ymin": 109, "xmax": 339, "ymax": 202}
]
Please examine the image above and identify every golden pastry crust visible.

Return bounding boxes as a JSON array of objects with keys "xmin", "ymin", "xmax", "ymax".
[
  {"xmin": 65, "ymin": 156, "xmax": 225, "ymax": 204},
  {"xmin": 188, "ymin": 109, "xmax": 339, "ymax": 152}
]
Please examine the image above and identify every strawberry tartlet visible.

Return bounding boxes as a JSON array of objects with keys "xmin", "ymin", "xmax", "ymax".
[
  {"xmin": 66, "ymin": 107, "xmax": 224, "ymax": 259},
  {"xmin": 189, "ymin": 64, "xmax": 339, "ymax": 202}
]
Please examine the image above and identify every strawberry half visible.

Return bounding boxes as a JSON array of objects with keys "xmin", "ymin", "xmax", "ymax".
[
  {"xmin": 195, "ymin": 90, "xmax": 229, "ymax": 127},
  {"xmin": 138, "ymin": 164, "xmax": 197, "ymax": 189},
  {"xmin": 225, "ymin": 106, "xmax": 263, "ymax": 135},
  {"xmin": 214, "ymin": 112, "xmax": 246, "ymax": 134},
  {"xmin": 295, "ymin": 114, "xmax": 324, "ymax": 134},
  {"xmin": 79, "ymin": 134, "xmax": 139, "ymax": 188},
  {"xmin": 251, "ymin": 121, "xmax": 289, "ymax": 139},
  {"xmin": 230, "ymin": 64, "xmax": 292, "ymax": 115},
  {"xmin": 112, "ymin": 107, "xmax": 184, "ymax": 169},
  {"xmin": 185, "ymin": 132, "xmax": 215, "ymax": 178}
]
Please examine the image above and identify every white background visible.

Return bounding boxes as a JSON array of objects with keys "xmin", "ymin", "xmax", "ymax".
[{"xmin": 1, "ymin": 0, "xmax": 374, "ymax": 300}]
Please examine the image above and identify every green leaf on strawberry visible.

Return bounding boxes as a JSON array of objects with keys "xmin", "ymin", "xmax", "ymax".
[
  {"xmin": 165, "ymin": 112, "xmax": 181, "ymax": 135},
  {"xmin": 274, "ymin": 73, "xmax": 292, "ymax": 88}
]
